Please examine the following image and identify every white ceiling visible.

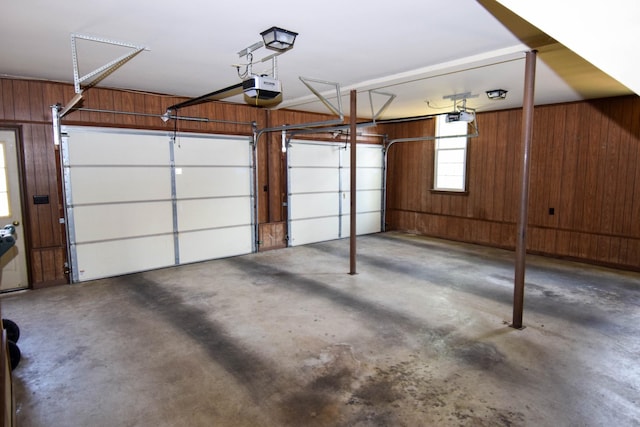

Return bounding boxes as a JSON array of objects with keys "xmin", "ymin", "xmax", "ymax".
[{"xmin": 0, "ymin": 0, "xmax": 632, "ymax": 119}]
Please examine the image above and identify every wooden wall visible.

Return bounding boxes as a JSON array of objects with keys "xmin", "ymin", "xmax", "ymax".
[
  {"xmin": 0, "ymin": 77, "xmax": 348, "ymax": 287},
  {"xmin": 1, "ymin": 79, "xmax": 68, "ymax": 287},
  {"xmin": 385, "ymin": 95, "xmax": 640, "ymax": 271},
  {"xmin": 2, "ymin": 76, "xmax": 637, "ymax": 287}
]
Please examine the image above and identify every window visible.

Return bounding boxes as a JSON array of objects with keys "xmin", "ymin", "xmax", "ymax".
[{"xmin": 433, "ymin": 114, "xmax": 468, "ymax": 192}]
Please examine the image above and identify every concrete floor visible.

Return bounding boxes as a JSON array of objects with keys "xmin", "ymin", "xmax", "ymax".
[{"xmin": 2, "ymin": 231, "xmax": 639, "ymax": 427}]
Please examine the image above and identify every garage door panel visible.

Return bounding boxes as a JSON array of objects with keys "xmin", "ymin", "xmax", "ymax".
[
  {"xmin": 173, "ymin": 136, "xmax": 250, "ymax": 166},
  {"xmin": 341, "ymin": 168, "xmax": 383, "ymax": 190},
  {"xmin": 179, "ymin": 226, "xmax": 252, "ymax": 264},
  {"xmin": 341, "ymin": 190, "xmax": 382, "ymax": 214},
  {"xmin": 290, "ymin": 193, "xmax": 340, "ymax": 220},
  {"xmin": 341, "ymin": 212, "xmax": 382, "ymax": 236},
  {"xmin": 67, "ymin": 130, "xmax": 169, "ymax": 165},
  {"xmin": 63, "ymin": 127, "xmax": 254, "ymax": 282},
  {"xmin": 73, "ymin": 202, "xmax": 173, "ymax": 242},
  {"xmin": 288, "ymin": 141, "xmax": 383, "ymax": 246},
  {"xmin": 75, "ymin": 235, "xmax": 175, "ymax": 282},
  {"xmin": 290, "ymin": 168, "xmax": 339, "ymax": 193},
  {"xmin": 289, "ymin": 143, "xmax": 341, "ymax": 167},
  {"xmin": 342, "ymin": 146, "xmax": 383, "ymax": 168},
  {"xmin": 70, "ymin": 167, "xmax": 171, "ymax": 204},
  {"xmin": 290, "ymin": 217, "xmax": 340, "ymax": 246},
  {"xmin": 175, "ymin": 167, "xmax": 250, "ymax": 199},
  {"xmin": 177, "ymin": 197, "xmax": 251, "ymax": 231}
]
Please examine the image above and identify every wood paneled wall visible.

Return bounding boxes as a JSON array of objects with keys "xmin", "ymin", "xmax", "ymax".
[
  {"xmin": 385, "ymin": 95, "xmax": 640, "ymax": 271},
  {"xmin": 1, "ymin": 79, "xmax": 68, "ymax": 287},
  {"xmin": 0, "ymin": 77, "xmax": 351, "ymax": 287},
  {"xmin": 2, "ymin": 76, "xmax": 637, "ymax": 287}
]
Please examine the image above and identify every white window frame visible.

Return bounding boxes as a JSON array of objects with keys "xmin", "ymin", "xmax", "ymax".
[{"xmin": 433, "ymin": 114, "xmax": 468, "ymax": 192}]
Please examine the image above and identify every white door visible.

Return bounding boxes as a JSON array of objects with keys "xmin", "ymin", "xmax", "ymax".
[
  {"xmin": 288, "ymin": 140, "xmax": 383, "ymax": 247},
  {"xmin": 0, "ymin": 129, "xmax": 28, "ymax": 292}
]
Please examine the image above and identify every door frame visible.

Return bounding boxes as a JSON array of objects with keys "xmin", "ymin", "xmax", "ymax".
[{"xmin": 0, "ymin": 125, "xmax": 32, "ymax": 291}]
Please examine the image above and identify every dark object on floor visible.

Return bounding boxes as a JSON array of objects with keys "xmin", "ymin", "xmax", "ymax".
[
  {"xmin": 2, "ymin": 318, "xmax": 21, "ymax": 370},
  {"xmin": 2, "ymin": 318, "xmax": 19, "ymax": 343},
  {"xmin": 7, "ymin": 340, "xmax": 20, "ymax": 371}
]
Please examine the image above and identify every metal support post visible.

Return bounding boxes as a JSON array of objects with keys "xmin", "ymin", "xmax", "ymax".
[
  {"xmin": 512, "ymin": 50, "xmax": 537, "ymax": 329},
  {"xmin": 349, "ymin": 90, "xmax": 357, "ymax": 275}
]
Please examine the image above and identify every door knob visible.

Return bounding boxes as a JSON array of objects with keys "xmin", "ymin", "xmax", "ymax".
[{"xmin": 12, "ymin": 221, "xmax": 19, "ymax": 226}]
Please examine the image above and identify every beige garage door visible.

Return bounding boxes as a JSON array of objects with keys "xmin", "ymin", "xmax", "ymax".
[
  {"xmin": 287, "ymin": 140, "xmax": 383, "ymax": 246},
  {"xmin": 62, "ymin": 127, "xmax": 253, "ymax": 282}
]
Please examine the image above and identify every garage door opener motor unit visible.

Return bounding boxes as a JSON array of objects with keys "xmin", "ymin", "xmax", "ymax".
[{"xmin": 242, "ymin": 75, "xmax": 281, "ymax": 100}]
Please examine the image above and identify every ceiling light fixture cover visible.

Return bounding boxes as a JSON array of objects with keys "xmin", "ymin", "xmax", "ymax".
[
  {"xmin": 260, "ymin": 26, "xmax": 298, "ymax": 52},
  {"xmin": 486, "ymin": 89, "xmax": 508, "ymax": 100}
]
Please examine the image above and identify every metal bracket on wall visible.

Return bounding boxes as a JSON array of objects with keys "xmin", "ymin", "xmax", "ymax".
[
  {"xmin": 60, "ymin": 33, "xmax": 148, "ymax": 118},
  {"xmin": 369, "ymin": 90, "xmax": 396, "ymax": 123},
  {"xmin": 299, "ymin": 77, "xmax": 344, "ymax": 119}
]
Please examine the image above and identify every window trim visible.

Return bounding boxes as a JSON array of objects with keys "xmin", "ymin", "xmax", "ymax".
[{"xmin": 432, "ymin": 114, "xmax": 470, "ymax": 193}]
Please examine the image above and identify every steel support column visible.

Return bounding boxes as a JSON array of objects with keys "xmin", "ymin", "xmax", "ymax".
[
  {"xmin": 512, "ymin": 50, "xmax": 537, "ymax": 329},
  {"xmin": 349, "ymin": 90, "xmax": 357, "ymax": 275}
]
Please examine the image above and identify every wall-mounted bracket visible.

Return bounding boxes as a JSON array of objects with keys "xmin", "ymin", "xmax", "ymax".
[
  {"xmin": 368, "ymin": 90, "xmax": 396, "ymax": 122},
  {"xmin": 59, "ymin": 34, "xmax": 148, "ymax": 119},
  {"xmin": 442, "ymin": 91, "xmax": 479, "ymax": 112},
  {"xmin": 299, "ymin": 77, "xmax": 344, "ymax": 119},
  {"xmin": 59, "ymin": 93, "xmax": 84, "ymax": 119},
  {"xmin": 71, "ymin": 33, "xmax": 148, "ymax": 94}
]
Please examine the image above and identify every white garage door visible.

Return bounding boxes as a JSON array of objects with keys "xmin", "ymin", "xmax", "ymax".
[
  {"xmin": 173, "ymin": 133, "xmax": 253, "ymax": 264},
  {"xmin": 287, "ymin": 140, "xmax": 383, "ymax": 246},
  {"xmin": 61, "ymin": 126, "xmax": 253, "ymax": 282}
]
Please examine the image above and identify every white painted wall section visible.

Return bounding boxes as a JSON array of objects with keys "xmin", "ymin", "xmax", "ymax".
[{"xmin": 495, "ymin": 0, "xmax": 640, "ymax": 94}]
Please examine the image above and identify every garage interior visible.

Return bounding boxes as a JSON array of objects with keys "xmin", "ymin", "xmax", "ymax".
[{"xmin": 0, "ymin": 1, "xmax": 639, "ymax": 426}]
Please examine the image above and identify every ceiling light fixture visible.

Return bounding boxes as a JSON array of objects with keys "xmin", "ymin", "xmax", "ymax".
[
  {"xmin": 260, "ymin": 26, "xmax": 298, "ymax": 52},
  {"xmin": 486, "ymin": 89, "xmax": 508, "ymax": 100}
]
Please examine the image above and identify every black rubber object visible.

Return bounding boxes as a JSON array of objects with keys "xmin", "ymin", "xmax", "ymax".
[
  {"xmin": 7, "ymin": 340, "xmax": 20, "ymax": 370},
  {"xmin": 2, "ymin": 318, "xmax": 20, "ymax": 343}
]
